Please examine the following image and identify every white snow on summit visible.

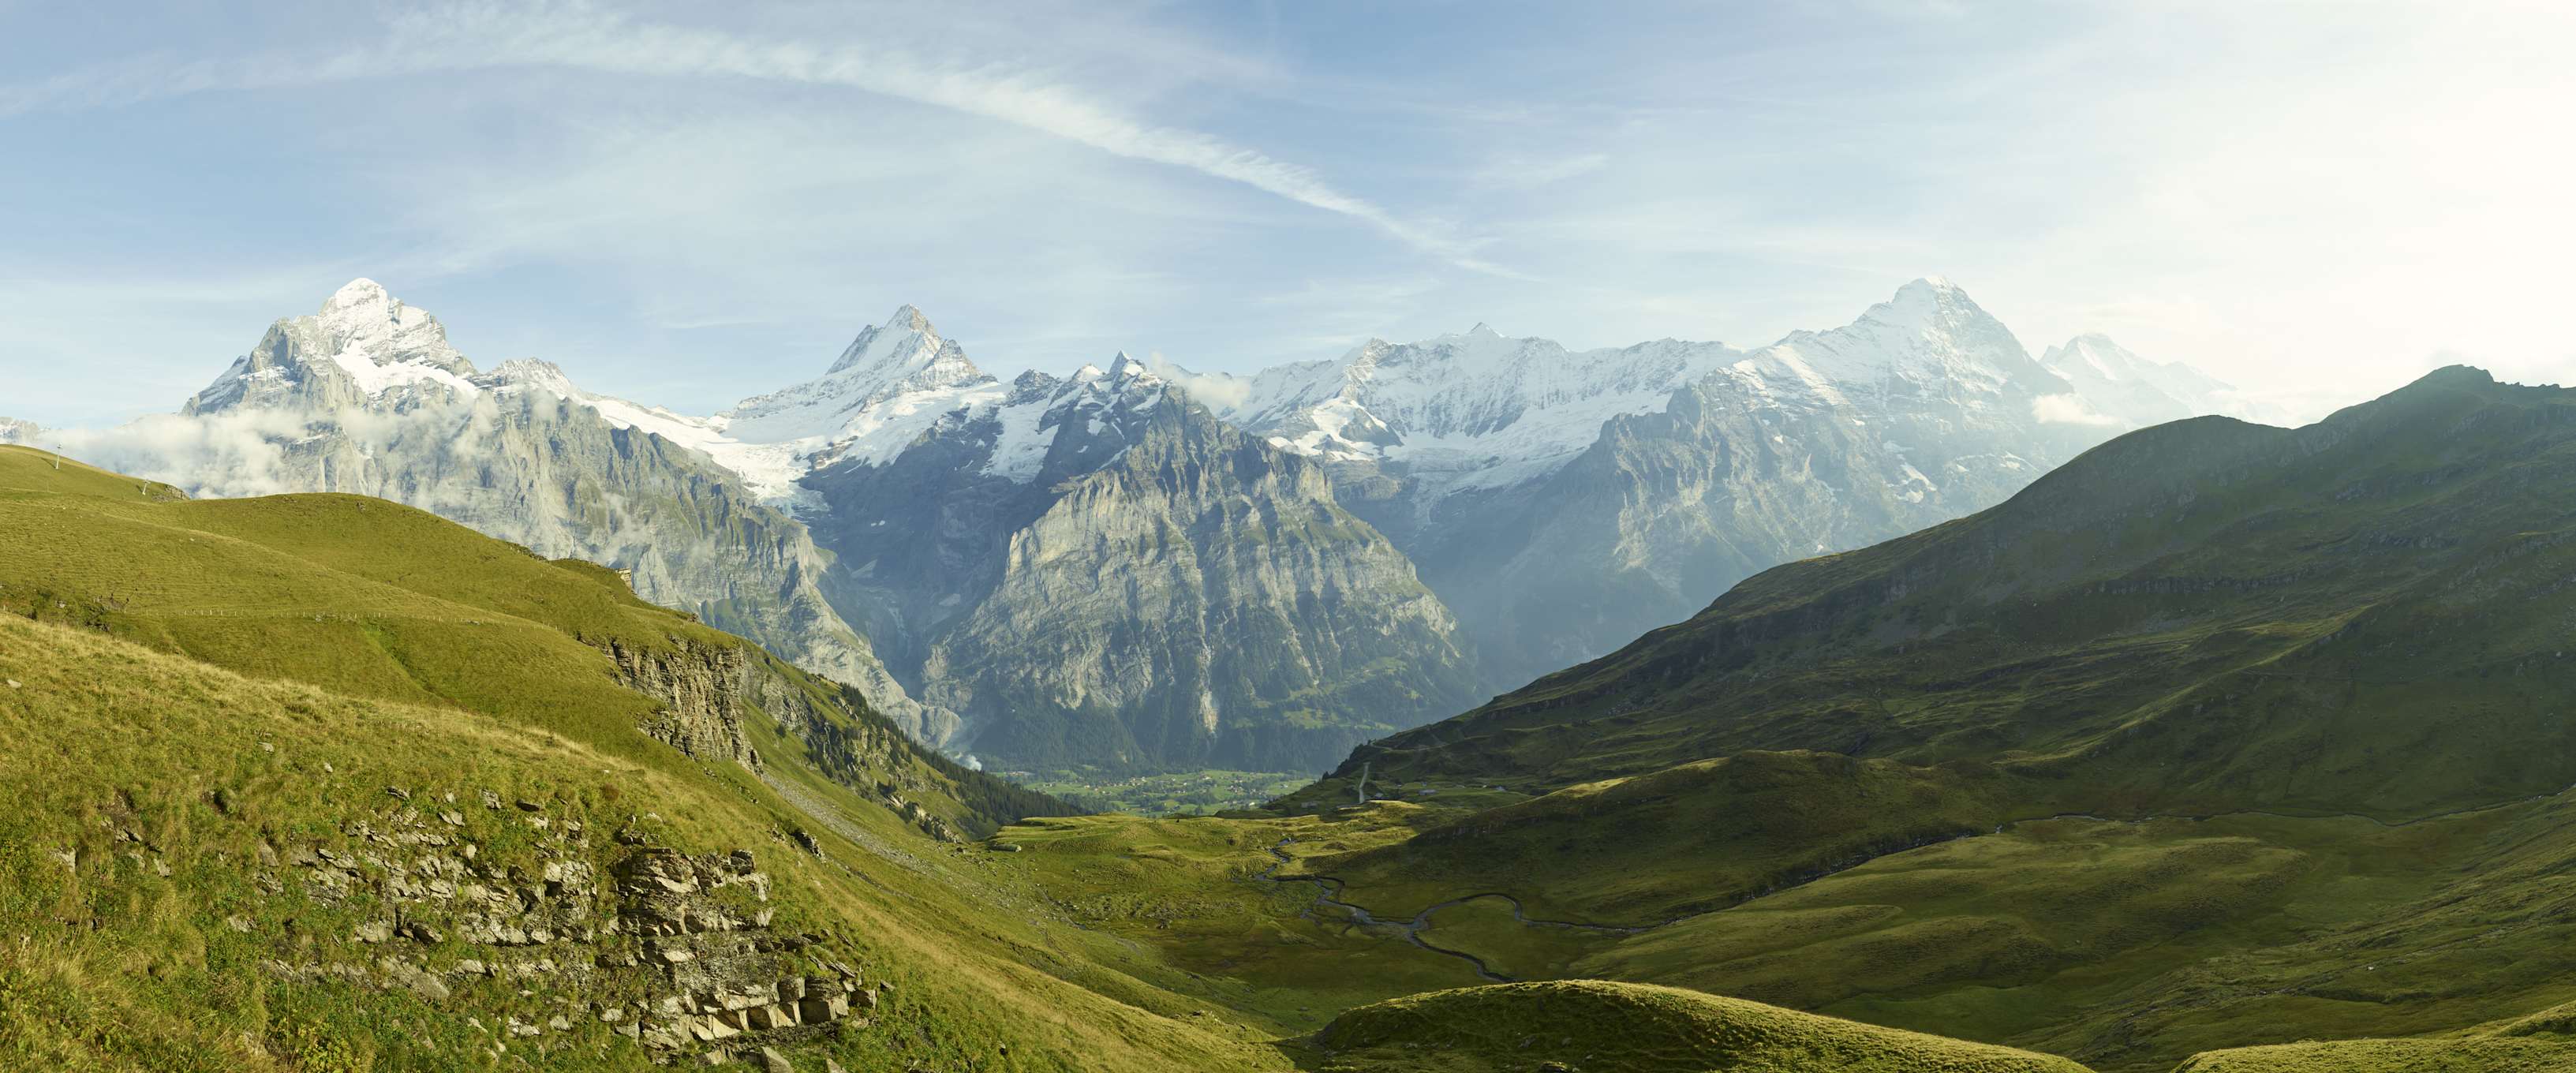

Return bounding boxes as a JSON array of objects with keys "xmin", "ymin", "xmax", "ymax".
[
  {"xmin": 1210, "ymin": 278, "xmax": 2096, "ymax": 503},
  {"xmin": 723, "ymin": 305, "xmax": 999, "ymax": 446},
  {"xmin": 159, "ymin": 277, "xmax": 2246, "ymax": 517},
  {"xmin": 1208, "ymin": 324, "xmax": 1747, "ymax": 496},
  {"xmin": 674, "ymin": 305, "xmax": 1008, "ymax": 492},
  {"xmin": 304, "ymin": 279, "xmax": 483, "ymax": 398},
  {"xmin": 1753, "ymin": 277, "xmax": 2066, "ymax": 406},
  {"xmin": 185, "ymin": 278, "xmax": 484, "ymax": 413},
  {"xmin": 985, "ymin": 352, "xmax": 1168, "ymax": 482}
]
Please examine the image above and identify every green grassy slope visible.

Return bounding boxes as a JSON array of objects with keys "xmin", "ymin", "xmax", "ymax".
[
  {"xmin": 1139, "ymin": 368, "xmax": 2576, "ymax": 1070},
  {"xmin": 1326, "ymin": 366, "xmax": 2576, "ymax": 822},
  {"xmin": 0, "ymin": 613, "xmax": 1301, "ymax": 1071},
  {"xmin": 0, "ymin": 444, "xmax": 1050, "ymax": 835},
  {"xmin": 0, "ymin": 445, "xmax": 1344, "ymax": 1071},
  {"xmin": 1309, "ymin": 981, "xmax": 2092, "ymax": 1073},
  {"xmin": 993, "ymin": 768, "xmax": 2576, "ymax": 1071},
  {"xmin": 2171, "ymin": 996, "xmax": 2576, "ymax": 1071},
  {"xmin": 1304, "ymin": 750, "xmax": 2012, "ymax": 924},
  {"xmin": 32, "ymin": 361, "xmax": 2576, "ymax": 1073}
]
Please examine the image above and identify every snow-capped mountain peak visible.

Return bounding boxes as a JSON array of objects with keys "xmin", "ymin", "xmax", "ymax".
[
  {"xmin": 1221, "ymin": 323, "xmax": 1744, "ymax": 498},
  {"xmin": 306, "ymin": 278, "xmax": 473, "ymax": 378},
  {"xmin": 1105, "ymin": 350, "xmax": 1154, "ymax": 383},
  {"xmin": 1761, "ymin": 277, "xmax": 2062, "ymax": 401},
  {"xmin": 476, "ymin": 358, "xmax": 581, "ymax": 398},
  {"xmin": 1865, "ymin": 275, "xmax": 1970, "ymax": 327},
  {"xmin": 826, "ymin": 304, "xmax": 959, "ymax": 376},
  {"xmin": 975, "ymin": 353, "xmax": 1178, "ymax": 483},
  {"xmin": 2037, "ymin": 333, "xmax": 2241, "ymax": 428},
  {"xmin": 184, "ymin": 279, "xmax": 480, "ymax": 414},
  {"xmin": 323, "ymin": 276, "xmax": 392, "ymax": 313},
  {"xmin": 722, "ymin": 306, "xmax": 999, "ymax": 447},
  {"xmin": 2041, "ymin": 333, "xmax": 2230, "ymax": 393}
]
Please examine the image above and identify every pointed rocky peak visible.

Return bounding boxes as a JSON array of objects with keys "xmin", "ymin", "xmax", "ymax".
[
  {"xmin": 323, "ymin": 277, "xmax": 391, "ymax": 312},
  {"xmin": 1860, "ymin": 275, "xmax": 1994, "ymax": 333},
  {"xmin": 2043, "ymin": 335, "xmax": 2238, "ymax": 400},
  {"xmin": 1104, "ymin": 350, "xmax": 1155, "ymax": 384},
  {"xmin": 2042, "ymin": 334, "xmax": 2144, "ymax": 380},
  {"xmin": 1033, "ymin": 353, "xmax": 1172, "ymax": 421},
  {"xmin": 306, "ymin": 278, "xmax": 461, "ymax": 364},
  {"xmin": 826, "ymin": 305, "xmax": 974, "ymax": 378},
  {"xmin": 1747, "ymin": 275, "xmax": 2069, "ymax": 402},
  {"xmin": 186, "ymin": 278, "xmax": 483, "ymax": 413},
  {"xmin": 1006, "ymin": 368, "xmax": 1064, "ymax": 406},
  {"xmin": 1342, "ymin": 338, "xmax": 1396, "ymax": 372},
  {"xmin": 1466, "ymin": 322, "xmax": 1500, "ymax": 339},
  {"xmin": 723, "ymin": 302, "xmax": 1001, "ymax": 445}
]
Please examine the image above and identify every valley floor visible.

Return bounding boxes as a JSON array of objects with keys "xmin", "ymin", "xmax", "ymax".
[{"xmin": 987, "ymin": 779, "xmax": 2576, "ymax": 1072}]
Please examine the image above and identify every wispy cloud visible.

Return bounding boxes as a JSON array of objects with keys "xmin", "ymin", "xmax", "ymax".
[
  {"xmin": 0, "ymin": 2, "xmax": 1516, "ymax": 276},
  {"xmin": 1471, "ymin": 151, "xmax": 1610, "ymax": 191}
]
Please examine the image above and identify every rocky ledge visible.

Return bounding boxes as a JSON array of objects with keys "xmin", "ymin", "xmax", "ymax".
[{"xmin": 253, "ymin": 786, "xmax": 888, "ymax": 1067}]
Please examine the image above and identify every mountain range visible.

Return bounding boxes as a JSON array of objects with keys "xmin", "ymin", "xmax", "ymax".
[
  {"xmin": 1238, "ymin": 365, "xmax": 2576, "ymax": 1068},
  {"xmin": 17, "ymin": 363, "xmax": 2576, "ymax": 1071},
  {"xmin": 1204, "ymin": 277, "xmax": 2211, "ymax": 683},
  {"xmin": 16, "ymin": 276, "xmax": 2253, "ymax": 780}
]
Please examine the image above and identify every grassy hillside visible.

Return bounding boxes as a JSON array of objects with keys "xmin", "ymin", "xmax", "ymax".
[
  {"xmin": 1309, "ymin": 981, "xmax": 2091, "ymax": 1073},
  {"xmin": 976, "ymin": 368, "xmax": 2576, "ymax": 1071},
  {"xmin": 1301, "ymin": 750, "xmax": 2013, "ymax": 924},
  {"xmin": 0, "ymin": 443, "xmax": 1051, "ymax": 836},
  {"xmin": 2171, "ymin": 997, "xmax": 2576, "ymax": 1071},
  {"xmin": 1325, "ymin": 367, "xmax": 2576, "ymax": 822},
  {"xmin": 26, "ymin": 357, "xmax": 2576, "ymax": 1073},
  {"xmin": 0, "ymin": 445, "xmax": 1341, "ymax": 1071}
]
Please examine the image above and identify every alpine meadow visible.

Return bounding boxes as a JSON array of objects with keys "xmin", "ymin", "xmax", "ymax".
[{"xmin": 8, "ymin": 3, "xmax": 2576, "ymax": 1072}]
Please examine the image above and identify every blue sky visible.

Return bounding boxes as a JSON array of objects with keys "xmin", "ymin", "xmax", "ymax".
[{"xmin": 4, "ymin": 1, "xmax": 2573, "ymax": 428}]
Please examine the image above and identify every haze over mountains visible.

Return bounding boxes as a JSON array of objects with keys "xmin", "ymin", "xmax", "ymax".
[{"xmin": 19, "ymin": 275, "xmax": 2258, "ymax": 780}]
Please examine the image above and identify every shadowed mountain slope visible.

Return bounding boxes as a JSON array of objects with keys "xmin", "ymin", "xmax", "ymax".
[{"xmin": 1331, "ymin": 366, "xmax": 2576, "ymax": 822}]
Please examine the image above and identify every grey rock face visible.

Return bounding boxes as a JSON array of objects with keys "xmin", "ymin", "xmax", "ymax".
[
  {"xmin": 259, "ymin": 792, "xmax": 873, "ymax": 1065},
  {"xmin": 806, "ymin": 356, "xmax": 1480, "ymax": 773},
  {"xmin": 76, "ymin": 282, "xmax": 947, "ymax": 744},
  {"xmin": 1220, "ymin": 279, "xmax": 2135, "ymax": 691},
  {"xmin": 55, "ymin": 278, "xmax": 2226, "ymax": 780}
]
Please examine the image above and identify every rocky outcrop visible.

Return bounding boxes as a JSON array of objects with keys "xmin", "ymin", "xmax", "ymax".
[
  {"xmin": 605, "ymin": 636, "xmax": 761, "ymax": 765},
  {"xmin": 599, "ymin": 633, "xmax": 982, "ymax": 842},
  {"xmin": 256, "ymin": 787, "xmax": 884, "ymax": 1066},
  {"xmin": 608, "ymin": 847, "xmax": 873, "ymax": 1054}
]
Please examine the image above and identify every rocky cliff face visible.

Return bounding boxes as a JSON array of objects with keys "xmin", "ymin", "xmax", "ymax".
[
  {"xmin": 597, "ymin": 628, "xmax": 981, "ymax": 843},
  {"xmin": 54, "ymin": 281, "xmax": 948, "ymax": 744},
  {"xmin": 806, "ymin": 355, "xmax": 1480, "ymax": 774},
  {"xmin": 1213, "ymin": 279, "xmax": 2132, "ymax": 690},
  {"xmin": 604, "ymin": 635, "xmax": 763, "ymax": 766}
]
